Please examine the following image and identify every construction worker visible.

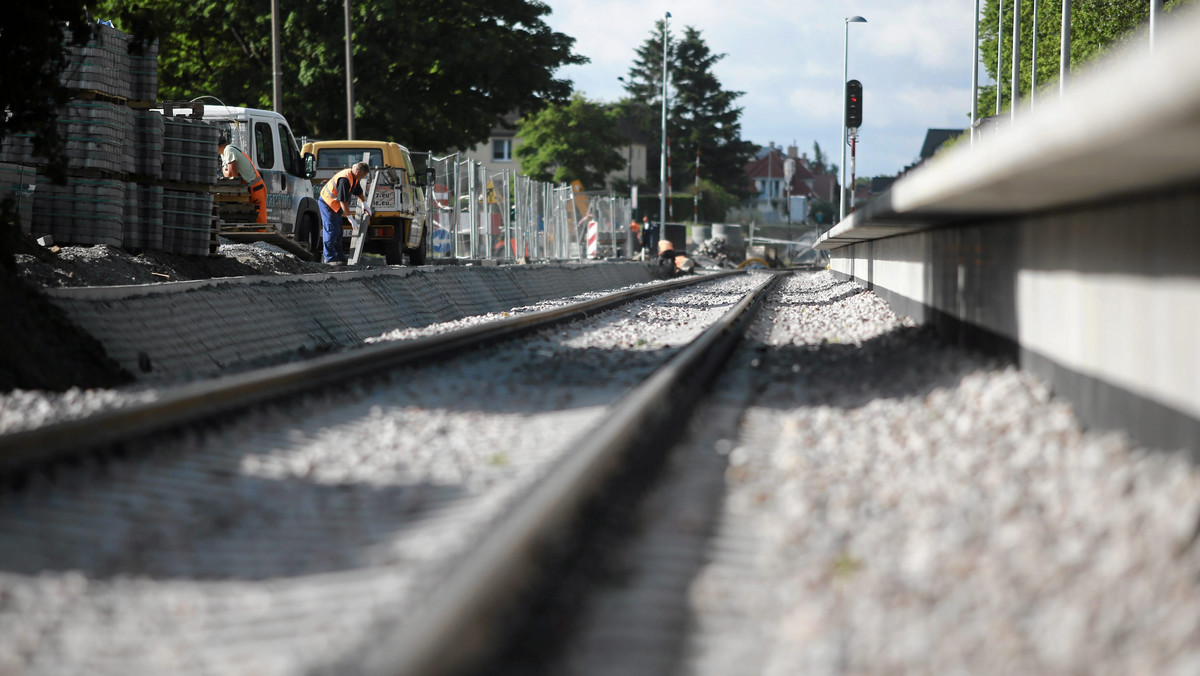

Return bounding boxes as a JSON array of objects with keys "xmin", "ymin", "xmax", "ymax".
[
  {"xmin": 641, "ymin": 216, "xmax": 660, "ymax": 256},
  {"xmin": 217, "ymin": 134, "xmax": 267, "ymax": 224},
  {"xmin": 657, "ymin": 239, "xmax": 695, "ymax": 277},
  {"xmin": 630, "ymin": 218, "xmax": 641, "ymax": 257},
  {"xmin": 318, "ymin": 161, "xmax": 371, "ymax": 265}
]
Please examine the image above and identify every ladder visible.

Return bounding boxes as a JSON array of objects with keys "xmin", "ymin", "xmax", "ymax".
[{"xmin": 347, "ymin": 170, "xmax": 380, "ymax": 265}]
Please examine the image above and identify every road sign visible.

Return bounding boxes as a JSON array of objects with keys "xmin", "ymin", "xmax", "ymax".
[{"xmin": 431, "ymin": 226, "xmax": 451, "ymax": 255}]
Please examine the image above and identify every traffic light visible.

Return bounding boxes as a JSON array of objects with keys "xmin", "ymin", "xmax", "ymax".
[{"xmin": 846, "ymin": 79, "xmax": 863, "ymax": 128}]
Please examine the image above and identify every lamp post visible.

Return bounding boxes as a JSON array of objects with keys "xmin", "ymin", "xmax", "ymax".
[
  {"xmin": 1061, "ymin": 0, "xmax": 1072, "ymax": 96},
  {"xmin": 1151, "ymin": 0, "xmax": 1163, "ymax": 51},
  {"xmin": 344, "ymin": 0, "xmax": 354, "ymax": 139},
  {"xmin": 660, "ymin": 12, "xmax": 671, "ymax": 236},
  {"xmin": 617, "ymin": 76, "xmax": 634, "ymax": 187},
  {"xmin": 839, "ymin": 15, "xmax": 866, "ymax": 223},
  {"xmin": 970, "ymin": 0, "xmax": 980, "ymax": 146}
]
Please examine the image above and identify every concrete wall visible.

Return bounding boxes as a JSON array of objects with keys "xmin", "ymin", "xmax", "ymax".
[{"xmin": 817, "ymin": 8, "xmax": 1200, "ymax": 454}]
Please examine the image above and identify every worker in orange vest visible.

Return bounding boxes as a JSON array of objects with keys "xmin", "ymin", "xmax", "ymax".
[
  {"xmin": 630, "ymin": 218, "xmax": 641, "ymax": 256},
  {"xmin": 318, "ymin": 161, "xmax": 371, "ymax": 265},
  {"xmin": 657, "ymin": 239, "xmax": 695, "ymax": 276},
  {"xmin": 217, "ymin": 134, "xmax": 267, "ymax": 224}
]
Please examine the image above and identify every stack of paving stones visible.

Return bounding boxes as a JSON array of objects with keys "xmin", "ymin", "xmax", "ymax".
[
  {"xmin": 0, "ymin": 163, "xmax": 36, "ymax": 229},
  {"xmin": 0, "ymin": 22, "xmax": 216, "ymax": 256},
  {"xmin": 160, "ymin": 117, "xmax": 217, "ymax": 255}
]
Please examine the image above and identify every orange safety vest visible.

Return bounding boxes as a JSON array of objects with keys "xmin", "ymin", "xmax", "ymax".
[{"xmin": 320, "ymin": 167, "xmax": 359, "ymax": 213}]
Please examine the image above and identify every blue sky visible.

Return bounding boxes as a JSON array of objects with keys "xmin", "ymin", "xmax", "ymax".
[{"xmin": 537, "ymin": 0, "xmax": 989, "ymax": 179}]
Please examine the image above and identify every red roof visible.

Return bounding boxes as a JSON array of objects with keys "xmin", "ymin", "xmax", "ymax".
[{"xmin": 744, "ymin": 147, "xmax": 820, "ymax": 198}]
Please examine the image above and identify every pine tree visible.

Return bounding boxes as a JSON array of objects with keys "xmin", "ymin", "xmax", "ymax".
[
  {"xmin": 671, "ymin": 27, "xmax": 757, "ymax": 200},
  {"xmin": 622, "ymin": 22, "xmax": 755, "ymax": 204}
]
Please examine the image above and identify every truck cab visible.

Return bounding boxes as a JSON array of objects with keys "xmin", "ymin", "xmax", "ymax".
[
  {"xmin": 300, "ymin": 140, "xmax": 428, "ymax": 265},
  {"xmin": 188, "ymin": 105, "xmax": 322, "ymax": 257}
]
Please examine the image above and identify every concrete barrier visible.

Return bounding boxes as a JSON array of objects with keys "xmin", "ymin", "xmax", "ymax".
[{"xmin": 815, "ymin": 7, "xmax": 1200, "ymax": 454}]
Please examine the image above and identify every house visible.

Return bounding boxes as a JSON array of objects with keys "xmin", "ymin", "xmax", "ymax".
[
  {"xmin": 608, "ymin": 116, "xmax": 650, "ymax": 189},
  {"xmin": 460, "ymin": 112, "xmax": 648, "ymax": 192},
  {"xmin": 461, "ymin": 112, "xmax": 524, "ymax": 180},
  {"xmin": 899, "ymin": 128, "xmax": 966, "ymax": 175},
  {"xmin": 744, "ymin": 143, "xmax": 827, "ymax": 223}
]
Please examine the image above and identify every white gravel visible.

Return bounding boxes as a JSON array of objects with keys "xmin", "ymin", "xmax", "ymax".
[
  {"xmin": 0, "ymin": 273, "xmax": 768, "ymax": 675},
  {"xmin": 676, "ymin": 272, "xmax": 1200, "ymax": 675},
  {"xmin": 6, "ymin": 267, "xmax": 1200, "ymax": 675}
]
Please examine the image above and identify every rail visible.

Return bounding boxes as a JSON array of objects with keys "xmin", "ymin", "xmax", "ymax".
[{"xmin": 0, "ymin": 271, "xmax": 744, "ymax": 475}]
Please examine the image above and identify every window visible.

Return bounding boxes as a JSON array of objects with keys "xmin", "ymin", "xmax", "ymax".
[
  {"xmin": 254, "ymin": 122, "xmax": 275, "ymax": 169},
  {"xmin": 316, "ymin": 149, "xmax": 383, "ymax": 169},
  {"xmin": 278, "ymin": 123, "xmax": 302, "ymax": 176},
  {"xmin": 492, "ymin": 138, "xmax": 513, "ymax": 162}
]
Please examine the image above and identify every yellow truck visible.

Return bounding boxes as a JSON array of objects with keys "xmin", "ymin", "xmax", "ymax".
[{"xmin": 300, "ymin": 140, "xmax": 428, "ymax": 265}]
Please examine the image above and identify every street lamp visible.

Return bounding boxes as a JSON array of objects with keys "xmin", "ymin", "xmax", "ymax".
[
  {"xmin": 618, "ymin": 76, "xmax": 634, "ymax": 187},
  {"xmin": 660, "ymin": 11, "xmax": 671, "ymax": 237},
  {"xmin": 839, "ymin": 15, "xmax": 866, "ymax": 223}
]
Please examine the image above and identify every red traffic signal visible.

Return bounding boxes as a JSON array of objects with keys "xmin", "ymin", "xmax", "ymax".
[{"xmin": 846, "ymin": 79, "xmax": 863, "ymax": 128}]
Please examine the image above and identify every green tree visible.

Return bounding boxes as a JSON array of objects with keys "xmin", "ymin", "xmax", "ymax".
[
  {"xmin": 808, "ymin": 140, "xmax": 836, "ymax": 176},
  {"xmin": 694, "ymin": 178, "xmax": 739, "ymax": 223},
  {"xmin": 977, "ymin": 0, "xmax": 1195, "ymax": 114},
  {"xmin": 515, "ymin": 95, "xmax": 625, "ymax": 189},
  {"xmin": 1, "ymin": 3, "xmax": 95, "ymax": 186},
  {"xmin": 671, "ymin": 27, "xmax": 757, "ymax": 200},
  {"xmin": 623, "ymin": 18, "xmax": 671, "ymax": 196},
  {"xmin": 93, "ymin": 0, "xmax": 585, "ymax": 150},
  {"xmin": 622, "ymin": 21, "xmax": 756, "ymax": 203}
]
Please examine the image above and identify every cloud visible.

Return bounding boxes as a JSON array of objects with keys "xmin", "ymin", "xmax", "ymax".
[{"xmin": 538, "ymin": 0, "xmax": 983, "ymax": 177}]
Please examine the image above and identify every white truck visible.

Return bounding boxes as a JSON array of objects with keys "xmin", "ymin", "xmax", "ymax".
[{"xmin": 158, "ymin": 103, "xmax": 322, "ymax": 258}]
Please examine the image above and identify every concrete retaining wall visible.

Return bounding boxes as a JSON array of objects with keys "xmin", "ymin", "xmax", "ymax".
[
  {"xmin": 816, "ymin": 8, "xmax": 1200, "ymax": 454},
  {"xmin": 44, "ymin": 262, "xmax": 661, "ymax": 383}
]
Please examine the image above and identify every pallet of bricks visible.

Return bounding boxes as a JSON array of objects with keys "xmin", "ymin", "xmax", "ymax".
[{"xmin": 0, "ymin": 22, "xmax": 218, "ymax": 257}]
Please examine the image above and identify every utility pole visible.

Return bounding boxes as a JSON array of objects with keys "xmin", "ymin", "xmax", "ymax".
[
  {"xmin": 1060, "ymin": 0, "xmax": 1071, "ymax": 96},
  {"xmin": 996, "ymin": 0, "xmax": 1004, "ymax": 115},
  {"xmin": 344, "ymin": 0, "xmax": 355, "ymax": 139},
  {"xmin": 659, "ymin": 12, "xmax": 670, "ymax": 237},
  {"xmin": 271, "ymin": 0, "xmax": 282, "ymax": 113},
  {"xmin": 971, "ymin": 0, "xmax": 980, "ymax": 146},
  {"xmin": 1011, "ymin": 0, "xmax": 1021, "ymax": 123}
]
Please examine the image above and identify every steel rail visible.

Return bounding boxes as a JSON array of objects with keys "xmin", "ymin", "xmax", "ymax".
[
  {"xmin": 349, "ymin": 272, "xmax": 785, "ymax": 676},
  {"xmin": 0, "ymin": 270, "xmax": 744, "ymax": 474}
]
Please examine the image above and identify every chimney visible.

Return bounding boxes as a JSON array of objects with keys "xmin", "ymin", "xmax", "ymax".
[{"xmin": 787, "ymin": 145, "xmax": 798, "ymax": 159}]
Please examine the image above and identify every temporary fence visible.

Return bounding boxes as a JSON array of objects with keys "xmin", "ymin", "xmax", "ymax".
[{"xmin": 425, "ymin": 153, "xmax": 633, "ymax": 263}]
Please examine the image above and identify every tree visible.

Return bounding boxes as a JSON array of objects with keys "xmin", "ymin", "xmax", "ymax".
[
  {"xmin": 92, "ymin": 0, "xmax": 585, "ymax": 151},
  {"xmin": 515, "ymin": 95, "xmax": 625, "ymax": 189},
  {"xmin": 671, "ymin": 27, "xmax": 757, "ymax": 201},
  {"xmin": 1, "ymin": 3, "xmax": 95, "ymax": 186},
  {"xmin": 808, "ymin": 140, "xmax": 836, "ymax": 176},
  {"xmin": 622, "ymin": 21, "xmax": 755, "ymax": 203},
  {"xmin": 977, "ymin": 0, "xmax": 1195, "ymax": 114}
]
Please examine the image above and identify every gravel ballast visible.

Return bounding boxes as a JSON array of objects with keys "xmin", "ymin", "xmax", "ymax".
[
  {"xmin": 556, "ymin": 271, "xmax": 1200, "ymax": 676},
  {"xmin": 3, "ymin": 253, "xmax": 1199, "ymax": 675},
  {"xmin": 0, "ymin": 273, "xmax": 768, "ymax": 675}
]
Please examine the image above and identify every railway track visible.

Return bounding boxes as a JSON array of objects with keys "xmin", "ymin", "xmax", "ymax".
[
  {"xmin": 7, "ymin": 269, "xmax": 1196, "ymax": 676},
  {"xmin": 0, "ymin": 270, "xmax": 780, "ymax": 676}
]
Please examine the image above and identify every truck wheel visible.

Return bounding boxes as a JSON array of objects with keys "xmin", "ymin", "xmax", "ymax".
[
  {"xmin": 385, "ymin": 241, "xmax": 404, "ymax": 265},
  {"xmin": 303, "ymin": 212, "xmax": 320, "ymax": 261},
  {"xmin": 405, "ymin": 228, "xmax": 427, "ymax": 266}
]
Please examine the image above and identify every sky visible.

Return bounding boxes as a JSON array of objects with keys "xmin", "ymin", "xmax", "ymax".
[{"xmin": 536, "ymin": 0, "xmax": 990, "ymax": 179}]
